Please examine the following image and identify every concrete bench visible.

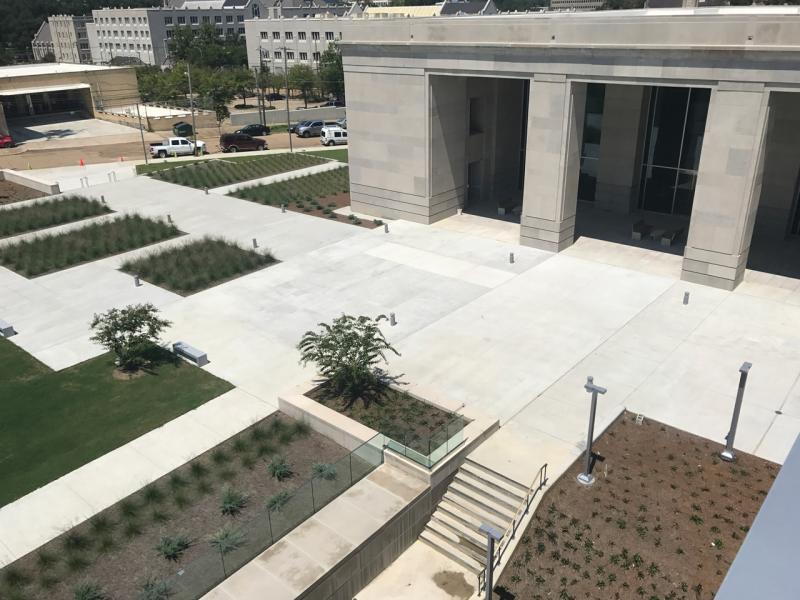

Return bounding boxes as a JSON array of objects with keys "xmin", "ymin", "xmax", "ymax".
[
  {"xmin": 0, "ymin": 319, "xmax": 16, "ymax": 338},
  {"xmin": 631, "ymin": 220, "xmax": 652, "ymax": 241},
  {"xmin": 173, "ymin": 341, "xmax": 208, "ymax": 367},
  {"xmin": 660, "ymin": 227, "xmax": 684, "ymax": 247}
]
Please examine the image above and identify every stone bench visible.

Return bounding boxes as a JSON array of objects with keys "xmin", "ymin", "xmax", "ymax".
[
  {"xmin": 631, "ymin": 220, "xmax": 652, "ymax": 241},
  {"xmin": 660, "ymin": 227, "xmax": 684, "ymax": 247},
  {"xmin": 173, "ymin": 341, "xmax": 208, "ymax": 366},
  {"xmin": 0, "ymin": 319, "xmax": 16, "ymax": 338}
]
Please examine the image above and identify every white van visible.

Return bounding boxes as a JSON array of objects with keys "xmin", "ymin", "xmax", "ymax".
[{"xmin": 320, "ymin": 126, "xmax": 348, "ymax": 146}]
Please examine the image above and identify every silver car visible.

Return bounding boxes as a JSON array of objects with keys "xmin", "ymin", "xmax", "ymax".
[{"xmin": 295, "ymin": 120, "xmax": 324, "ymax": 138}]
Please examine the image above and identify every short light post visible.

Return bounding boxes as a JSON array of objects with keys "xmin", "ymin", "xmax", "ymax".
[
  {"xmin": 479, "ymin": 522, "xmax": 503, "ymax": 600},
  {"xmin": 721, "ymin": 362, "xmax": 752, "ymax": 462},
  {"xmin": 577, "ymin": 376, "xmax": 606, "ymax": 486}
]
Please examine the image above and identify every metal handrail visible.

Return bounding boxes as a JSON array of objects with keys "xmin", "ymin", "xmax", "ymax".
[{"xmin": 477, "ymin": 462, "xmax": 548, "ymax": 593}]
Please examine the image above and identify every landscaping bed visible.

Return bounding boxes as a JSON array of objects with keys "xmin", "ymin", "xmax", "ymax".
[
  {"xmin": 0, "ymin": 215, "xmax": 181, "ymax": 277},
  {"xmin": 233, "ymin": 167, "xmax": 378, "ymax": 229},
  {"xmin": 308, "ymin": 384, "xmax": 467, "ymax": 455},
  {"xmin": 0, "ymin": 195, "xmax": 111, "ymax": 239},
  {"xmin": 147, "ymin": 153, "xmax": 325, "ymax": 188},
  {"xmin": 120, "ymin": 237, "xmax": 276, "ymax": 295},
  {"xmin": 0, "ymin": 339, "xmax": 233, "ymax": 507},
  {"xmin": 0, "ymin": 180, "xmax": 45, "ymax": 205},
  {"xmin": 0, "ymin": 412, "xmax": 352, "ymax": 600},
  {"xmin": 496, "ymin": 411, "xmax": 778, "ymax": 600}
]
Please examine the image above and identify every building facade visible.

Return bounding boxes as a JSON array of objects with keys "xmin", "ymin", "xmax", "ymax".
[
  {"xmin": 340, "ymin": 8, "xmax": 800, "ymax": 290},
  {"xmin": 48, "ymin": 15, "xmax": 94, "ymax": 64},
  {"xmin": 31, "ymin": 22, "xmax": 55, "ymax": 62}
]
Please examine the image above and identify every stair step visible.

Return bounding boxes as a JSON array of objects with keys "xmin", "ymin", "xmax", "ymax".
[
  {"xmin": 457, "ymin": 465, "xmax": 527, "ymax": 505},
  {"xmin": 442, "ymin": 492, "xmax": 510, "ymax": 532},
  {"xmin": 449, "ymin": 482, "xmax": 517, "ymax": 522},
  {"xmin": 426, "ymin": 520, "xmax": 488, "ymax": 564},
  {"xmin": 420, "ymin": 530, "xmax": 483, "ymax": 575},
  {"xmin": 454, "ymin": 472, "xmax": 520, "ymax": 513},
  {"xmin": 431, "ymin": 512, "xmax": 488, "ymax": 550},
  {"xmin": 422, "ymin": 524, "xmax": 487, "ymax": 570},
  {"xmin": 462, "ymin": 460, "xmax": 529, "ymax": 496}
]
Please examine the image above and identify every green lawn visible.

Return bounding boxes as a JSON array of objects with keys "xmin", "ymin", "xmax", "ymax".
[
  {"xmin": 135, "ymin": 148, "xmax": 348, "ymax": 175},
  {"xmin": 0, "ymin": 339, "xmax": 233, "ymax": 507},
  {"xmin": 307, "ymin": 148, "xmax": 348, "ymax": 163}
]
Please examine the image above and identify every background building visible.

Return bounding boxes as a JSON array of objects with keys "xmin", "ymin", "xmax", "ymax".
[
  {"xmin": 48, "ymin": 15, "xmax": 94, "ymax": 64},
  {"xmin": 340, "ymin": 7, "xmax": 800, "ymax": 291},
  {"xmin": 31, "ymin": 22, "xmax": 55, "ymax": 62}
]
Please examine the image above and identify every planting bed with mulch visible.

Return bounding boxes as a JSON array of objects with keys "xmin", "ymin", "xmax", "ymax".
[
  {"xmin": 0, "ymin": 195, "xmax": 111, "ymax": 239},
  {"xmin": 0, "ymin": 180, "xmax": 45, "ymax": 205},
  {"xmin": 0, "ymin": 413, "xmax": 352, "ymax": 600},
  {"xmin": 148, "ymin": 153, "xmax": 325, "ymax": 189},
  {"xmin": 120, "ymin": 237, "xmax": 276, "ymax": 295},
  {"xmin": 0, "ymin": 215, "xmax": 181, "ymax": 277},
  {"xmin": 308, "ymin": 385, "xmax": 467, "ymax": 455},
  {"xmin": 496, "ymin": 411, "xmax": 778, "ymax": 600},
  {"xmin": 233, "ymin": 167, "xmax": 379, "ymax": 229}
]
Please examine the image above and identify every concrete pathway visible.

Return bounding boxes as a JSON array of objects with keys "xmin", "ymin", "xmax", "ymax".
[{"xmin": 209, "ymin": 160, "xmax": 346, "ymax": 195}]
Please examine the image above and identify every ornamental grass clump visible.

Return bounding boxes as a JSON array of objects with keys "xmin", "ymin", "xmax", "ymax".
[
  {"xmin": 0, "ymin": 195, "xmax": 111, "ymax": 238},
  {"xmin": 233, "ymin": 167, "xmax": 350, "ymax": 208},
  {"xmin": 298, "ymin": 314, "xmax": 403, "ymax": 408}
]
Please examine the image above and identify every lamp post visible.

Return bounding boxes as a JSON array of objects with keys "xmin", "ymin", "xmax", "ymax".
[
  {"xmin": 185, "ymin": 62, "xmax": 198, "ymax": 153},
  {"xmin": 721, "ymin": 362, "xmax": 752, "ymax": 462},
  {"xmin": 135, "ymin": 103, "xmax": 149, "ymax": 165},
  {"xmin": 577, "ymin": 376, "xmax": 606, "ymax": 486},
  {"xmin": 479, "ymin": 523, "xmax": 503, "ymax": 600}
]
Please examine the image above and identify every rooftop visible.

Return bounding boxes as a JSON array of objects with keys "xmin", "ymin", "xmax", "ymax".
[{"xmin": 0, "ymin": 63, "xmax": 122, "ymax": 80}]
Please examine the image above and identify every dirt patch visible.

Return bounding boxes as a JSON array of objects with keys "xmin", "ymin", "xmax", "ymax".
[
  {"xmin": 0, "ymin": 413, "xmax": 352, "ymax": 600},
  {"xmin": 286, "ymin": 191, "xmax": 379, "ymax": 229},
  {"xmin": 111, "ymin": 367, "xmax": 146, "ymax": 381},
  {"xmin": 496, "ymin": 411, "xmax": 778, "ymax": 600},
  {"xmin": 307, "ymin": 385, "xmax": 467, "ymax": 454},
  {"xmin": 433, "ymin": 570, "xmax": 474, "ymax": 599},
  {"xmin": 0, "ymin": 179, "xmax": 45, "ymax": 205}
]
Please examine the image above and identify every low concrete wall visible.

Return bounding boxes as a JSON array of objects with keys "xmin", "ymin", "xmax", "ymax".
[
  {"xmin": 230, "ymin": 106, "xmax": 345, "ymax": 126},
  {"xmin": 0, "ymin": 169, "xmax": 60, "ymax": 195},
  {"xmin": 149, "ymin": 113, "xmax": 216, "ymax": 132}
]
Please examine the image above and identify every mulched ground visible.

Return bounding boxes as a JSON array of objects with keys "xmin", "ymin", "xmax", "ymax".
[
  {"xmin": 308, "ymin": 384, "xmax": 467, "ymax": 455},
  {"xmin": 0, "ymin": 180, "xmax": 45, "ymax": 205},
  {"xmin": 0, "ymin": 413, "xmax": 351, "ymax": 600},
  {"xmin": 285, "ymin": 192, "xmax": 379, "ymax": 229},
  {"xmin": 496, "ymin": 410, "xmax": 778, "ymax": 600}
]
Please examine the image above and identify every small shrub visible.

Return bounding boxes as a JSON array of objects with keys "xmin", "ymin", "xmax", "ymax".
[
  {"xmin": 168, "ymin": 473, "xmax": 188, "ymax": 491},
  {"xmin": 189, "ymin": 462, "xmax": 209, "ymax": 480},
  {"xmin": 142, "ymin": 484, "xmax": 165, "ymax": 505},
  {"xmin": 268, "ymin": 456, "xmax": 293, "ymax": 481},
  {"xmin": 312, "ymin": 463, "xmax": 338, "ymax": 481},
  {"xmin": 211, "ymin": 449, "xmax": 230, "ymax": 466},
  {"xmin": 137, "ymin": 577, "xmax": 171, "ymax": 600},
  {"xmin": 156, "ymin": 534, "xmax": 191, "ymax": 562},
  {"xmin": 173, "ymin": 493, "xmax": 191, "ymax": 509},
  {"xmin": 266, "ymin": 490, "xmax": 292, "ymax": 512},
  {"xmin": 123, "ymin": 520, "xmax": 143, "ymax": 538},
  {"xmin": 119, "ymin": 499, "xmax": 139, "ymax": 519},
  {"xmin": 232, "ymin": 438, "xmax": 249, "ymax": 454},
  {"xmin": 249, "ymin": 427, "xmax": 267, "ymax": 442},
  {"xmin": 36, "ymin": 550, "xmax": 58, "ymax": 570},
  {"xmin": 3, "ymin": 567, "xmax": 31, "ymax": 588},
  {"xmin": 98, "ymin": 536, "xmax": 116, "ymax": 553},
  {"xmin": 89, "ymin": 515, "xmax": 115, "ymax": 536},
  {"xmin": 220, "ymin": 486, "xmax": 248, "ymax": 516},
  {"xmin": 65, "ymin": 554, "xmax": 90, "ymax": 573},
  {"xmin": 73, "ymin": 582, "xmax": 109, "ymax": 600},
  {"xmin": 63, "ymin": 531, "xmax": 92, "ymax": 552},
  {"xmin": 208, "ymin": 526, "xmax": 246, "ymax": 577}
]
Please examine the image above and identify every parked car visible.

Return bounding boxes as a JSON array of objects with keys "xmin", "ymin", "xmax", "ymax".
[
  {"xmin": 172, "ymin": 121, "xmax": 194, "ymax": 137},
  {"xmin": 318, "ymin": 100, "xmax": 345, "ymax": 108},
  {"xmin": 266, "ymin": 92, "xmax": 285, "ymax": 101},
  {"xmin": 0, "ymin": 134, "xmax": 14, "ymax": 148},
  {"xmin": 295, "ymin": 120, "xmax": 325, "ymax": 138},
  {"xmin": 149, "ymin": 137, "xmax": 206, "ymax": 158},
  {"xmin": 335, "ymin": 118, "xmax": 347, "ymax": 130},
  {"xmin": 289, "ymin": 120, "xmax": 311, "ymax": 134},
  {"xmin": 219, "ymin": 133, "xmax": 267, "ymax": 153},
  {"xmin": 235, "ymin": 123, "xmax": 270, "ymax": 136},
  {"xmin": 320, "ymin": 126, "xmax": 348, "ymax": 147}
]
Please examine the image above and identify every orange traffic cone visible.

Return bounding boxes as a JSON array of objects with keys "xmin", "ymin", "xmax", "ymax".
[{"xmin": 80, "ymin": 159, "xmax": 85, "ymax": 167}]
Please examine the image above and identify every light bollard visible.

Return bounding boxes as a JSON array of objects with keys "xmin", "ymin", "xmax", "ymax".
[
  {"xmin": 683, "ymin": 291, "xmax": 690, "ymax": 305},
  {"xmin": 721, "ymin": 362, "xmax": 752, "ymax": 462},
  {"xmin": 134, "ymin": 275, "xmax": 141, "ymax": 287},
  {"xmin": 384, "ymin": 223, "xmax": 389, "ymax": 234},
  {"xmin": 577, "ymin": 376, "xmax": 607, "ymax": 486},
  {"xmin": 389, "ymin": 312, "xmax": 397, "ymax": 326},
  {"xmin": 252, "ymin": 238, "xmax": 258, "ymax": 249},
  {"xmin": 479, "ymin": 523, "xmax": 503, "ymax": 600},
  {"xmin": 509, "ymin": 252, "xmax": 515, "ymax": 264},
  {"xmin": 281, "ymin": 204, "xmax": 286, "ymax": 213}
]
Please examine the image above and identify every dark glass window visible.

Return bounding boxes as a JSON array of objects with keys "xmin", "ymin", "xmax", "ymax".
[
  {"xmin": 578, "ymin": 83, "xmax": 605, "ymax": 202},
  {"xmin": 644, "ymin": 87, "xmax": 687, "ymax": 168},
  {"xmin": 680, "ymin": 88, "xmax": 710, "ymax": 171}
]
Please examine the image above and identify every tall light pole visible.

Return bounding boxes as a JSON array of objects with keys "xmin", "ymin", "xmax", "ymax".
[
  {"xmin": 721, "ymin": 362, "xmax": 752, "ymax": 462},
  {"xmin": 185, "ymin": 62, "xmax": 198, "ymax": 153},
  {"xmin": 282, "ymin": 46, "xmax": 292, "ymax": 153},
  {"xmin": 577, "ymin": 376, "xmax": 606, "ymax": 486},
  {"xmin": 135, "ymin": 103, "xmax": 149, "ymax": 164}
]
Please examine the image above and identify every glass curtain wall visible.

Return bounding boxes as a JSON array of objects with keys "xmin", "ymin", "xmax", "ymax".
[
  {"xmin": 638, "ymin": 87, "xmax": 710, "ymax": 216},
  {"xmin": 577, "ymin": 83, "xmax": 606, "ymax": 202}
]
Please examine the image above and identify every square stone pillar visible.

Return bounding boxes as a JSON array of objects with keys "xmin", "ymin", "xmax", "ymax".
[
  {"xmin": 521, "ymin": 76, "xmax": 586, "ymax": 252},
  {"xmin": 682, "ymin": 83, "xmax": 771, "ymax": 290},
  {"xmin": 595, "ymin": 85, "xmax": 647, "ymax": 213}
]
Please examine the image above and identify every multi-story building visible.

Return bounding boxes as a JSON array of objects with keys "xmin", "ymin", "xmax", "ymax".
[
  {"xmin": 48, "ymin": 15, "xmax": 94, "ymax": 64},
  {"xmin": 31, "ymin": 21, "xmax": 55, "ymax": 62}
]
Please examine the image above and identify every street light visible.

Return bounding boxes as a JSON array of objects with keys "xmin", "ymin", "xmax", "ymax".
[
  {"xmin": 479, "ymin": 523, "xmax": 503, "ymax": 600},
  {"xmin": 577, "ymin": 376, "xmax": 607, "ymax": 486},
  {"xmin": 721, "ymin": 362, "xmax": 752, "ymax": 462},
  {"xmin": 282, "ymin": 46, "xmax": 293, "ymax": 153}
]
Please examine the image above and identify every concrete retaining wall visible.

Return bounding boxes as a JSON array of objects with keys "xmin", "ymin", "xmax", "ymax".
[
  {"xmin": 230, "ymin": 106, "xmax": 345, "ymax": 126},
  {"xmin": 0, "ymin": 169, "xmax": 60, "ymax": 195}
]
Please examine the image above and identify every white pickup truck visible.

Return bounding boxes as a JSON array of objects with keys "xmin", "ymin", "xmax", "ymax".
[{"xmin": 149, "ymin": 137, "xmax": 207, "ymax": 159}]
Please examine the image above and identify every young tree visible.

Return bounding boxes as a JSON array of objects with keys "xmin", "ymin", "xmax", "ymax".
[
  {"xmin": 318, "ymin": 43, "xmax": 344, "ymax": 102},
  {"xmin": 90, "ymin": 303, "xmax": 171, "ymax": 372},
  {"xmin": 298, "ymin": 315, "xmax": 403, "ymax": 408},
  {"xmin": 288, "ymin": 64, "xmax": 316, "ymax": 108},
  {"xmin": 229, "ymin": 66, "xmax": 255, "ymax": 106}
]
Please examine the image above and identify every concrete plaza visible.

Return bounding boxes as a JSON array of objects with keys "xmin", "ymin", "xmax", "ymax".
[{"xmin": 2, "ymin": 172, "xmax": 800, "ymax": 578}]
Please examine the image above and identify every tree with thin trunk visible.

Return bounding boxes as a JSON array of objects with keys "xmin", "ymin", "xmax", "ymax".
[
  {"xmin": 208, "ymin": 525, "xmax": 246, "ymax": 577},
  {"xmin": 90, "ymin": 303, "xmax": 171, "ymax": 372}
]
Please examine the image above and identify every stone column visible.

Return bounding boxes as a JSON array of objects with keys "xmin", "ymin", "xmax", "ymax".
[
  {"xmin": 521, "ymin": 75, "xmax": 586, "ymax": 252},
  {"xmin": 429, "ymin": 75, "xmax": 467, "ymax": 222},
  {"xmin": 682, "ymin": 83, "xmax": 770, "ymax": 290},
  {"xmin": 595, "ymin": 84, "xmax": 647, "ymax": 213}
]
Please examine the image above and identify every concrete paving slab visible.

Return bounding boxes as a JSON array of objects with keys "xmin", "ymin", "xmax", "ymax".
[{"xmin": 284, "ymin": 518, "xmax": 355, "ymax": 571}]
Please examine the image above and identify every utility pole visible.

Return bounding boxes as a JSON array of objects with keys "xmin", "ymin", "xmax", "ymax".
[
  {"xmin": 283, "ymin": 46, "xmax": 292, "ymax": 153},
  {"xmin": 135, "ymin": 103, "xmax": 149, "ymax": 165}
]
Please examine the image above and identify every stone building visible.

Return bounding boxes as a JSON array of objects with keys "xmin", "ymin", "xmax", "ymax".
[{"xmin": 48, "ymin": 15, "xmax": 94, "ymax": 64}]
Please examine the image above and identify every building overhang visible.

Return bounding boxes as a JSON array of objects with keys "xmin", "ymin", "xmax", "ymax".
[{"xmin": 0, "ymin": 83, "xmax": 91, "ymax": 97}]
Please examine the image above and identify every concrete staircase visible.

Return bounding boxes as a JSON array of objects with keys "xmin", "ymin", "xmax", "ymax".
[{"xmin": 419, "ymin": 458, "xmax": 529, "ymax": 575}]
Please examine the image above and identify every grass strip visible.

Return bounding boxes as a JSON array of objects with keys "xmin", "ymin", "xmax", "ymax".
[
  {"xmin": 232, "ymin": 167, "xmax": 349, "ymax": 207},
  {"xmin": 0, "ymin": 195, "xmax": 111, "ymax": 239}
]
